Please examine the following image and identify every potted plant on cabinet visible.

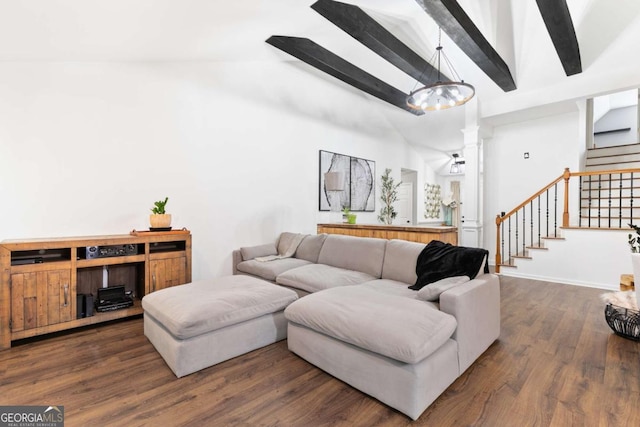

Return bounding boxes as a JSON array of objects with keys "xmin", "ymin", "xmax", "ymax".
[
  {"xmin": 342, "ymin": 207, "xmax": 357, "ymax": 224},
  {"xmin": 150, "ymin": 197, "xmax": 171, "ymax": 230}
]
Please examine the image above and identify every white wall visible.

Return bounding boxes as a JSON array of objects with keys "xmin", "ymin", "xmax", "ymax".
[
  {"xmin": 594, "ymin": 106, "xmax": 638, "ymax": 147},
  {"xmin": 0, "ymin": 59, "xmax": 425, "ymax": 281},
  {"xmin": 483, "ymin": 111, "xmax": 582, "ymax": 263},
  {"xmin": 502, "ymin": 228, "xmax": 629, "ymax": 291}
]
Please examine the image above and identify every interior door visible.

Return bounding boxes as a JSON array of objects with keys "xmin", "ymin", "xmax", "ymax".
[{"xmin": 395, "ymin": 182, "xmax": 414, "ymax": 225}]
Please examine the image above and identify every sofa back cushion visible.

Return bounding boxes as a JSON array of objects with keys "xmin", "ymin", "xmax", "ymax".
[
  {"xmin": 381, "ymin": 239, "xmax": 425, "ymax": 284},
  {"xmin": 276, "ymin": 232, "xmax": 305, "ymax": 256},
  {"xmin": 317, "ymin": 234, "xmax": 387, "ymax": 278},
  {"xmin": 240, "ymin": 243, "xmax": 278, "ymax": 261},
  {"xmin": 295, "ymin": 233, "xmax": 328, "ymax": 263}
]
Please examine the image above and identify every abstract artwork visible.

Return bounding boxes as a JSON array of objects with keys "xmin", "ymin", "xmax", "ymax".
[{"xmin": 319, "ymin": 150, "xmax": 375, "ymax": 212}]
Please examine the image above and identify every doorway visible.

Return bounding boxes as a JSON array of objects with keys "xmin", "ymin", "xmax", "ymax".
[{"xmin": 398, "ymin": 169, "xmax": 418, "ymax": 225}]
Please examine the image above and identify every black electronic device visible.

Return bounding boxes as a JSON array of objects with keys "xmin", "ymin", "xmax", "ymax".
[
  {"xmin": 84, "ymin": 244, "xmax": 138, "ymax": 259},
  {"xmin": 85, "ymin": 293, "xmax": 94, "ymax": 317},
  {"xmin": 95, "ymin": 286, "xmax": 134, "ymax": 312},
  {"xmin": 11, "ymin": 248, "xmax": 70, "ymax": 265},
  {"xmin": 149, "ymin": 242, "xmax": 180, "ymax": 252},
  {"xmin": 76, "ymin": 294, "xmax": 85, "ymax": 319},
  {"xmin": 76, "ymin": 293, "xmax": 95, "ymax": 318}
]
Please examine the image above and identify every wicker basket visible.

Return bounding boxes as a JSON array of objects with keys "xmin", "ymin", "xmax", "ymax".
[{"xmin": 604, "ymin": 303, "xmax": 640, "ymax": 341}]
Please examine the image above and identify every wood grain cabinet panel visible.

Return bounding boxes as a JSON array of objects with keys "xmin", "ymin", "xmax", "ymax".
[
  {"xmin": 11, "ymin": 269, "xmax": 72, "ymax": 332},
  {"xmin": 150, "ymin": 256, "xmax": 187, "ymax": 293}
]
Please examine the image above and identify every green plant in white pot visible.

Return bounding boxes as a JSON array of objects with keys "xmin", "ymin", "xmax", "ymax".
[
  {"xmin": 378, "ymin": 168, "xmax": 401, "ymax": 225},
  {"xmin": 150, "ymin": 197, "xmax": 171, "ymax": 229},
  {"xmin": 342, "ymin": 207, "xmax": 357, "ymax": 224},
  {"xmin": 627, "ymin": 223, "xmax": 640, "ymax": 310}
]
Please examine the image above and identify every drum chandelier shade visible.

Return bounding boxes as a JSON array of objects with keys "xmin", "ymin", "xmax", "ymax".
[{"xmin": 407, "ymin": 29, "xmax": 475, "ymax": 112}]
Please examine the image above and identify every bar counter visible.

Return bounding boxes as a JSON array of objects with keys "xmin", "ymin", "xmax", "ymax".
[{"xmin": 317, "ymin": 223, "xmax": 457, "ymax": 245}]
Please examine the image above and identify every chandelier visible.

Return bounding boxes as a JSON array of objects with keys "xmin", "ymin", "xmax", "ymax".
[
  {"xmin": 450, "ymin": 153, "xmax": 465, "ymax": 174},
  {"xmin": 407, "ymin": 29, "xmax": 475, "ymax": 112}
]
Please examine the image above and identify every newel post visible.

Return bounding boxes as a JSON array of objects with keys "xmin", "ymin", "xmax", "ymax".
[
  {"xmin": 495, "ymin": 214, "xmax": 502, "ymax": 273},
  {"xmin": 562, "ymin": 167, "xmax": 571, "ymax": 227}
]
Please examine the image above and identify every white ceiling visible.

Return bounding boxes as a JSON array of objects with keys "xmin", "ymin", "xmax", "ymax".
[{"xmin": 1, "ymin": 0, "xmax": 640, "ymax": 161}]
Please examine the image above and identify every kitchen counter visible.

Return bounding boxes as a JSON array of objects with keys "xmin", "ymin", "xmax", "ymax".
[{"xmin": 316, "ymin": 223, "xmax": 457, "ymax": 245}]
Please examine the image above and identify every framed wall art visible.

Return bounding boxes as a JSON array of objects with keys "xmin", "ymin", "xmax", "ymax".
[{"xmin": 319, "ymin": 150, "xmax": 375, "ymax": 212}]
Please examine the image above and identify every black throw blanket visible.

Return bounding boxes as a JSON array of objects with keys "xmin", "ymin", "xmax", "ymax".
[{"xmin": 409, "ymin": 240, "xmax": 489, "ymax": 290}]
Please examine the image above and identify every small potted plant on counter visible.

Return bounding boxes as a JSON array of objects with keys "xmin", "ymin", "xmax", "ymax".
[
  {"xmin": 342, "ymin": 207, "xmax": 357, "ymax": 224},
  {"xmin": 150, "ymin": 197, "xmax": 171, "ymax": 230}
]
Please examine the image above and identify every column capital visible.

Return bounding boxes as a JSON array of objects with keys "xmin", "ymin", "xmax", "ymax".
[{"xmin": 460, "ymin": 126, "xmax": 480, "ymax": 136}]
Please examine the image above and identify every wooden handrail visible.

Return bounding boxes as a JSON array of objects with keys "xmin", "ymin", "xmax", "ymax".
[
  {"xmin": 569, "ymin": 167, "xmax": 640, "ymax": 177},
  {"xmin": 496, "ymin": 168, "xmax": 568, "ymax": 225},
  {"xmin": 495, "ymin": 169, "xmax": 568, "ymax": 272},
  {"xmin": 497, "ymin": 167, "xmax": 640, "ymax": 227}
]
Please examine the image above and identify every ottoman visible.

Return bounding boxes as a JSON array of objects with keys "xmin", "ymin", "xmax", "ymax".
[{"xmin": 142, "ymin": 275, "xmax": 298, "ymax": 377}]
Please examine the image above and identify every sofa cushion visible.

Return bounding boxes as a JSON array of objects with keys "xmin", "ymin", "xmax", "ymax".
[
  {"xmin": 276, "ymin": 264, "xmax": 376, "ymax": 293},
  {"xmin": 362, "ymin": 278, "xmax": 424, "ymax": 300},
  {"xmin": 295, "ymin": 233, "xmax": 327, "ymax": 263},
  {"xmin": 417, "ymin": 276, "xmax": 470, "ymax": 301},
  {"xmin": 381, "ymin": 239, "xmax": 425, "ymax": 284},
  {"xmin": 237, "ymin": 258, "xmax": 312, "ymax": 281},
  {"xmin": 284, "ymin": 285, "xmax": 457, "ymax": 364},
  {"xmin": 142, "ymin": 275, "xmax": 298, "ymax": 340},
  {"xmin": 240, "ymin": 243, "xmax": 277, "ymax": 261},
  {"xmin": 317, "ymin": 234, "xmax": 387, "ymax": 278}
]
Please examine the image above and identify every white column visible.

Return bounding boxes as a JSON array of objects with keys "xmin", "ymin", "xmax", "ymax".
[{"xmin": 461, "ymin": 126, "xmax": 483, "ymax": 247}]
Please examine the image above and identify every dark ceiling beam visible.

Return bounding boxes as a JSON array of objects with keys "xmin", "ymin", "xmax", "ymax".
[
  {"xmin": 266, "ymin": 36, "xmax": 424, "ymax": 115},
  {"xmin": 535, "ymin": 0, "xmax": 582, "ymax": 76},
  {"xmin": 311, "ymin": 0, "xmax": 448, "ymax": 84},
  {"xmin": 413, "ymin": 0, "xmax": 517, "ymax": 92}
]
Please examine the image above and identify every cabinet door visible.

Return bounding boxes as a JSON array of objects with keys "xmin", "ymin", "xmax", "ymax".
[
  {"xmin": 150, "ymin": 256, "xmax": 187, "ymax": 293},
  {"xmin": 11, "ymin": 269, "xmax": 73, "ymax": 332}
]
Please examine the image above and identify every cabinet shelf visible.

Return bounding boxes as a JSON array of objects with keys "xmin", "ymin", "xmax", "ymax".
[
  {"xmin": 1, "ymin": 231, "xmax": 191, "ymax": 350},
  {"xmin": 11, "ymin": 300, "xmax": 144, "ymax": 341},
  {"xmin": 76, "ymin": 254, "xmax": 146, "ymax": 268},
  {"xmin": 10, "ymin": 261, "xmax": 73, "ymax": 274}
]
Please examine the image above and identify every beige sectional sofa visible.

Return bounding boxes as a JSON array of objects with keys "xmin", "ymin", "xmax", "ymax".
[{"xmin": 232, "ymin": 232, "xmax": 500, "ymax": 420}]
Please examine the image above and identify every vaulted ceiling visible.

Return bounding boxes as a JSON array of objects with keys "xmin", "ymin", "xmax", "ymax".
[{"xmin": 1, "ymin": 0, "xmax": 640, "ymax": 160}]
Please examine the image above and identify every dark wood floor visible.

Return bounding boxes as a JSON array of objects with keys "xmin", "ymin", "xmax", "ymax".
[{"xmin": 1, "ymin": 276, "xmax": 639, "ymax": 426}]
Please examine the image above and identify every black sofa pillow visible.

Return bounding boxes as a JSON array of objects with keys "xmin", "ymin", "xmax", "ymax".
[{"xmin": 409, "ymin": 240, "xmax": 489, "ymax": 291}]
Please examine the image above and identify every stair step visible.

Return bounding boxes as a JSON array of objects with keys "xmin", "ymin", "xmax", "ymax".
[
  {"xmin": 526, "ymin": 245, "xmax": 548, "ymax": 250},
  {"xmin": 586, "ymin": 153, "xmax": 640, "ymax": 165},
  {"xmin": 585, "ymin": 162, "xmax": 640, "ymax": 171},
  {"xmin": 580, "ymin": 215, "xmax": 640, "ymax": 220},
  {"xmin": 587, "ymin": 143, "xmax": 640, "ymax": 157},
  {"xmin": 498, "ymin": 262, "xmax": 517, "ymax": 269},
  {"xmin": 564, "ymin": 225, "xmax": 635, "ymax": 230}
]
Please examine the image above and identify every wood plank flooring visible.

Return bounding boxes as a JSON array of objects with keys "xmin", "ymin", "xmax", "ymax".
[{"xmin": 1, "ymin": 276, "xmax": 639, "ymax": 426}]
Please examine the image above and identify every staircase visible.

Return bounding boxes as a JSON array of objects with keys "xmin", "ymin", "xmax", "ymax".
[{"xmin": 495, "ymin": 144, "xmax": 640, "ymax": 288}]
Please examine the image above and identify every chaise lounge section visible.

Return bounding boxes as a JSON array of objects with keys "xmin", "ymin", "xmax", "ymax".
[{"xmin": 232, "ymin": 232, "xmax": 500, "ymax": 419}]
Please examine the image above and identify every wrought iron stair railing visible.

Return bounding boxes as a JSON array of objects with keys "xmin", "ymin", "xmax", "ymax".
[{"xmin": 495, "ymin": 167, "xmax": 640, "ymax": 272}]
